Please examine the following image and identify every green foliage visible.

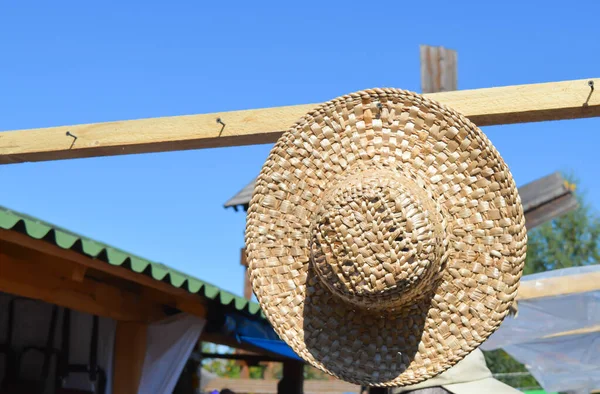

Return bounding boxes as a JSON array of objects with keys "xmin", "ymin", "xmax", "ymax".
[
  {"xmin": 484, "ymin": 349, "xmax": 539, "ymax": 389},
  {"xmin": 200, "ymin": 343, "xmax": 324, "ymax": 380},
  {"xmin": 304, "ymin": 365, "xmax": 329, "ymax": 380},
  {"xmin": 265, "ymin": 363, "xmax": 329, "ymax": 380},
  {"xmin": 201, "ymin": 343, "xmax": 241, "ymax": 378},
  {"xmin": 484, "ymin": 174, "xmax": 600, "ymax": 389}
]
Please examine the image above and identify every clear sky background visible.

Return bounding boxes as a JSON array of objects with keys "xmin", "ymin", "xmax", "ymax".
[{"xmin": 1, "ymin": 1, "xmax": 599, "ymax": 296}]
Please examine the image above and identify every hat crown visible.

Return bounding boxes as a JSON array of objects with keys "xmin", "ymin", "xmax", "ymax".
[{"xmin": 310, "ymin": 167, "xmax": 449, "ymax": 309}]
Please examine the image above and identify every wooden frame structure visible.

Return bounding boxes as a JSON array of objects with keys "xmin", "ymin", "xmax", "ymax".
[
  {"xmin": 0, "ymin": 233, "xmax": 175, "ymax": 394},
  {"xmin": 1, "ymin": 76, "xmax": 600, "ymax": 394},
  {"xmin": 0, "ymin": 222, "xmax": 279, "ymax": 394}
]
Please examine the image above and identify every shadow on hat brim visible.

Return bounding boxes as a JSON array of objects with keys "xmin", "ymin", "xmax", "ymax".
[{"xmin": 302, "ymin": 262, "xmax": 438, "ymax": 385}]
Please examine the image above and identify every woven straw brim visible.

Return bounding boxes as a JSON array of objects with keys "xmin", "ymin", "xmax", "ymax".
[{"xmin": 245, "ymin": 88, "xmax": 527, "ymax": 387}]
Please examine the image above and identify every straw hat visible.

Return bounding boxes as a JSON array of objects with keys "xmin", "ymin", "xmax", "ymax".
[{"xmin": 245, "ymin": 88, "xmax": 527, "ymax": 387}]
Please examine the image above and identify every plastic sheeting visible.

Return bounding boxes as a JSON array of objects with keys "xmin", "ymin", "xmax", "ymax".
[
  {"xmin": 481, "ymin": 265, "xmax": 600, "ymax": 394},
  {"xmin": 137, "ymin": 313, "xmax": 206, "ymax": 394}
]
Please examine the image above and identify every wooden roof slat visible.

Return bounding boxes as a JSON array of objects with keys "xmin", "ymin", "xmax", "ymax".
[
  {"xmin": 1, "ymin": 78, "xmax": 598, "ymax": 164},
  {"xmin": 517, "ymin": 271, "xmax": 600, "ymax": 300}
]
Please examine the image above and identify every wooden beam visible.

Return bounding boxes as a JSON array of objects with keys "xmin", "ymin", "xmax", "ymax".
[
  {"xmin": 517, "ymin": 271, "xmax": 600, "ymax": 300},
  {"xmin": 140, "ymin": 287, "xmax": 207, "ymax": 318},
  {"xmin": 70, "ymin": 264, "xmax": 88, "ymax": 282},
  {"xmin": 1, "ymin": 239, "xmax": 89, "ymax": 283},
  {"xmin": 0, "ymin": 229, "xmax": 208, "ymax": 318},
  {"xmin": 200, "ymin": 331, "xmax": 290, "ymax": 358},
  {"xmin": 543, "ymin": 324, "xmax": 600, "ymax": 339},
  {"xmin": 0, "ymin": 251, "xmax": 164, "ymax": 322},
  {"xmin": 113, "ymin": 321, "xmax": 148, "ymax": 394},
  {"xmin": 525, "ymin": 192, "xmax": 578, "ymax": 230},
  {"xmin": 520, "ymin": 172, "xmax": 572, "ymax": 213},
  {"xmin": 0, "ymin": 78, "xmax": 598, "ymax": 164},
  {"xmin": 200, "ymin": 352, "xmax": 288, "ymax": 363},
  {"xmin": 519, "ymin": 172, "xmax": 579, "ymax": 230},
  {"xmin": 204, "ymin": 377, "xmax": 360, "ymax": 394}
]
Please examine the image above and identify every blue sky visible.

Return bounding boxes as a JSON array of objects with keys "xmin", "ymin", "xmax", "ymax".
[{"xmin": 1, "ymin": 1, "xmax": 599, "ymax": 296}]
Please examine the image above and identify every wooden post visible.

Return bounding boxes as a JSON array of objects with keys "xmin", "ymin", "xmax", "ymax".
[
  {"xmin": 113, "ymin": 321, "xmax": 148, "ymax": 394},
  {"xmin": 237, "ymin": 247, "xmax": 251, "ymax": 379},
  {"xmin": 420, "ymin": 45, "xmax": 457, "ymax": 93},
  {"xmin": 278, "ymin": 360, "xmax": 304, "ymax": 394},
  {"xmin": 241, "ymin": 247, "xmax": 252, "ymax": 300}
]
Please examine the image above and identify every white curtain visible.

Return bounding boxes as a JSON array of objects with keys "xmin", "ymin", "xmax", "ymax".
[{"xmin": 137, "ymin": 314, "xmax": 206, "ymax": 394}]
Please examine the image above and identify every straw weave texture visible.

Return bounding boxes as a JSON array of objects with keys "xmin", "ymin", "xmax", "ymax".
[{"xmin": 245, "ymin": 88, "xmax": 527, "ymax": 387}]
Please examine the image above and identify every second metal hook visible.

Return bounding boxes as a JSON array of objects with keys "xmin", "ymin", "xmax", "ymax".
[{"xmin": 217, "ymin": 118, "xmax": 226, "ymax": 136}]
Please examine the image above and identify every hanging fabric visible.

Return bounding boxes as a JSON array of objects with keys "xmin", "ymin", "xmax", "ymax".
[
  {"xmin": 137, "ymin": 314, "xmax": 206, "ymax": 394},
  {"xmin": 56, "ymin": 311, "xmax": 106, "ymax": 394}
]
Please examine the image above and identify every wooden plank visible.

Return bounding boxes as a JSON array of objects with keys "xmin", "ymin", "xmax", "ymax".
[
  {"xmin": 1, "ymin": 239, "xmax": 89, "ymax": 282},
  {"xmin": 543, "ymin": 324, "xmax": 600, "ymax": 339},
  {"xmin": 204, "ymin": 377, "xmax": 360, "ymax": 394},
  {"xmin": 113, "ymin": 321, "xmax": 148, "ymax": 394},
  {"xmin": 200, "ymin": 332, "xmax": 291, "ymax": 358},
  {"xmin": 525, "ymin": 192, "xmax": 578, "ymax": 230},
  {"xmin": 519, "ymin": 172, "xmax": 570, "ymax": 213},
  {"xmin": 0, "ymin": 229, "xmax": 208, "ymax": 318},
  {"xmin": 0, "ymin": 251, "xmax": 164, "ymax": 322},
  {"xmin": 517, "ymin": 171, "xmax": 579, "ymax": 229},
  {"xmin": 201, "ymin": 352, "xmax": 288, "ymax": 363},
  {"xmin": 420, "ymin": 45, "xmax": 457, "ymax": 93},
  {"xmin": 517, "ymin": 271, "xmax": 600, "ymax": 300},
  {"xmin": 0, "ymin": 78, "xmax": 598, "ymax": 164}
]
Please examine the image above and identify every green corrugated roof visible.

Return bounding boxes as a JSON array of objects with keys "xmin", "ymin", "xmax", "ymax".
[{"xmin": 0, "ymin": 205, "xmax": 263, "ymax": 318}]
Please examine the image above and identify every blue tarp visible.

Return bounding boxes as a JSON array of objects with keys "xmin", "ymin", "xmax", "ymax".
[
  {"xmin": 238, "ymin": 336, "xmax": 302, "ymax": 361},
  {"xmin": 222, "ymin": 312, "xmax": 302, "ymax": 361}
]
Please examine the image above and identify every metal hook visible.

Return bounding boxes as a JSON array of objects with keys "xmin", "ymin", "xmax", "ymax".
[
  {"xmin": 584, "ymin": 80, "xmax": 595, "ymax": 106},
  {"xmin": 216, "ymin": 118, "xmax": 226, "ymax": 136},
  {"xmin": 375, "ymin": 102, "xmax": 383, "ymax": 119},
  {"xmin": 66, "ymin": 131, "xmax": 77, "ymax": 149}
]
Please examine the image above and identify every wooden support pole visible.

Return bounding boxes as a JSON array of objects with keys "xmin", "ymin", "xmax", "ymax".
[
  {"xmin": 420, "ymin": 45, "xmax": 457, "ymax": 93},
  {"xmin": 113, "ymin": 321, "xmax": 148, "ymax": 394},
  {"xmin": 241, "ymin": 247, "xmax": 252, "ymax": 303},
  {"xmin": 278, "ymin": 360, "xmax": 304, "ymax": 394},
  {"xmin": 236, "ymin": 246, "xmax": 253, "ymax": 379},
  {"xmin": 0, "ymin": 78, "xmax": 598, "ymax": 164}
]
